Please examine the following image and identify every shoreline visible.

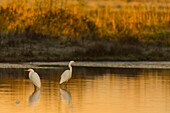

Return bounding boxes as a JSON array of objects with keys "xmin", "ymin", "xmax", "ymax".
[{"xmin": 0, "ymin": 61, "xmax": 170, "ymax": 69}]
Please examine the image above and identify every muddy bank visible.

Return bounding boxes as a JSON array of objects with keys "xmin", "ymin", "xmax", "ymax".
[
  {"xmin": 1, "ymin": 35, "xmax": 170, "ymax": 62},
  {"xmin": 0, "ymin": 61, "xmax": 170, "ymax": 69}
]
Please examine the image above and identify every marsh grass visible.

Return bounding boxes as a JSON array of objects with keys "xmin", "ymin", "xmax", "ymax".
[
  {"xmin": 0, "ymin": 1, "xmax": 169, "ymax": 38},
  {"xmin": 0, "ymin": 0, "xmax": 170, "ymax": 61}
]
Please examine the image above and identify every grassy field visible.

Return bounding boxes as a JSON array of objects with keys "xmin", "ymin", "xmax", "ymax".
[{"xmin": 0, "ymin": 0, "xmax": 170, "ymax": 61}]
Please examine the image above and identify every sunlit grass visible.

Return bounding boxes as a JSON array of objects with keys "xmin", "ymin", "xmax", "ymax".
[{"xmin": 0, "ymin": 0, "xmax": 170, "ymax": 41}]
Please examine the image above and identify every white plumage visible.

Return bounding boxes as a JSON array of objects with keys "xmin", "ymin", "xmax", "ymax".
[
  {"xmin": 25, "ymin": 69, "xmax": 41, "ymax": 89},
  {"xmin": 60, "ymin": 61, "xmax": 75, "ymax": 84},
  {"xmin": 60, "ymin": 70, "xmax": 71, "ymax": 84}
]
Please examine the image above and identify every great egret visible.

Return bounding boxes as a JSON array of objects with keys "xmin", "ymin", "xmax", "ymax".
[
  {"xmin": 25, "ymin": 69, "xmax": 41, "ymax": 90},
  {"xmin": 60, "ymin": 61, "xmax": 75, "ymax": 84}
]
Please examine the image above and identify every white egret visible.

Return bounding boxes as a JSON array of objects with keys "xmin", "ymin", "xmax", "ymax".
[
  {"xmin": 60, "ymin": 61, "xmax": 75, "ymax": 84},
  {"xmin": 25, "ymin": 69, "xmax": 41, "ymax": 90}
]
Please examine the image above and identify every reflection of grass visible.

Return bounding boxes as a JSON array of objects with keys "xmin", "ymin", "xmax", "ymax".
[{"xmin": 0, "ymin": 0, "xmax": 170, "ymax": 61}]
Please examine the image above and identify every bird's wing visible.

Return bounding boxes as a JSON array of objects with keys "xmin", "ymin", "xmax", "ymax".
[
  {"xmin": 60, "ymin": 70, "xmax": 70, "ymax": 84},
  {"xmin": 29, "ymin": 72, "xmax": 41, "ymax": 88}
]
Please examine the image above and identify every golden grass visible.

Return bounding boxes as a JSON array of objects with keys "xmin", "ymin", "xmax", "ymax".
[{"xmin": 0, "ymin": 0, "xmax": 170, "ymax": 40}]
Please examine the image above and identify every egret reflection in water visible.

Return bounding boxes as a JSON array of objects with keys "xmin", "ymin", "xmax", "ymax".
[
  {"xmin": 29, "ymin": 90, "xmax": 41, "ymax": 107},
  {"xmin": 60, "ymin": 88, "xmax": 72, "ymax": 108}
]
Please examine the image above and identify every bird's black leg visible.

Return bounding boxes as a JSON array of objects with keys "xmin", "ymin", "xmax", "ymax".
[
  {"xmin": 34, "ymin": 85, "xmax": 37, "ymax": 91},
  {"xmin": 64, "ymin": 82, "xmax": 68, "ymax": 89}
]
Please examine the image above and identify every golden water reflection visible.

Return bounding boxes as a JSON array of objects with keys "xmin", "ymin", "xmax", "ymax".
[
  {"xmin": 29, "ymin": 90, "xmax": 41, "ymax": 107},
  {"xmin": 0, "ymin": 68, "xmax": 169, "ymax": 113}
]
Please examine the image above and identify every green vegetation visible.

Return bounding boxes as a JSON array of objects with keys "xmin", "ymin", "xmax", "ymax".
[{"xmin": 0, "ymin": 0, "xmax": 170, "ymax": 61}]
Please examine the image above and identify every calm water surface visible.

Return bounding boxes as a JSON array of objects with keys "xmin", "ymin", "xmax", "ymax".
[{"xmin": 0, "ymin": 67, "xmax": 170, "ymax": 113}]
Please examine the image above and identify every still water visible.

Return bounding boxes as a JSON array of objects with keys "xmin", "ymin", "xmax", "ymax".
[{"xmin": 0, "ymin": 67, "xmax": 170, "ymax": 113}]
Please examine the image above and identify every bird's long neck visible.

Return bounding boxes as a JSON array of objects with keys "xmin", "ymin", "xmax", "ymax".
[{"xmin": 68, "ymin": 63, "xmax": 72, "ymax": 75}]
